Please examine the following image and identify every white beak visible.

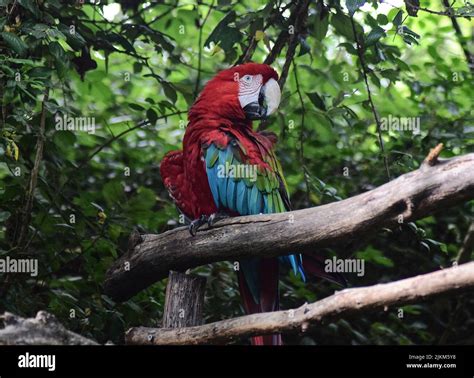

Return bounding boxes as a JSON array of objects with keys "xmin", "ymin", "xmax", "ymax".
[{"xmin": 262, "ymin": 78, "xmax": 281, "ymax": 116}]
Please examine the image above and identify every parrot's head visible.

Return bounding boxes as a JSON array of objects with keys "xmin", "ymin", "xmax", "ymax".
[{"xmin": 189, "ymin": 63, "xmax": 281, "ymax": 123}]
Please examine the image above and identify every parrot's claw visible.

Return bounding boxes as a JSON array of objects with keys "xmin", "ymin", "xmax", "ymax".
[
  {"xmin": 189, "ymin": 215, "xmax": 209, "ymax": 237},
  {"xmin": 208, "ymin": 212, "xmax": 230, "ymax": 227}
]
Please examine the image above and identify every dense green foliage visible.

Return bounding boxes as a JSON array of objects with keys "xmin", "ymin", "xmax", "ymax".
[{"xmin": 0, "ymin": 0, "xmax": 473, "ymax": 344}]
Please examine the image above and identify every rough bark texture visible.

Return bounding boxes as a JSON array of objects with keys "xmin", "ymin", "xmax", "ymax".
[
  {"xmin": 0, "ymin": 311, "xmax": 98, "ymax": 345},
  {"xmin": 104, "ymin": 153, "xmax": 474, "ymax": 302},
  {"xmin": 162, "ymin": 271, "xmax": 206, "ymax": 328},
  {"xmin": 125, "ymin": 261, "xmax": 474, "ymax": 345}
]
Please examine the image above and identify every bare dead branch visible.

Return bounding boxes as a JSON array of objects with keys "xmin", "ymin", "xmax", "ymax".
[
  {"xmin": 423, "ymin": 143, "xmax": 444, "ymax": 166},
  {"xmin": 125, "ymin": 261, "xmax": 474, "ymax": 345}
]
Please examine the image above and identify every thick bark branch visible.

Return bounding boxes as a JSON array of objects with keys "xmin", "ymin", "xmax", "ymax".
[
  {"xmin": 0, "ymin": 311, "xmax": 98, "ymax": 345},
  {"xmin": 104, "ymin": 153, "xmax": 474, "ymax": 301},
  {"xmin": 126, "ymin": 261, "xmax": 474, "ymax": 345}
]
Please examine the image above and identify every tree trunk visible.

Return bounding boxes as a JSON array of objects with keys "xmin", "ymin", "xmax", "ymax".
[{"xmin": 162, "ymin": 271, "xmax": 206, "ymax": 328}]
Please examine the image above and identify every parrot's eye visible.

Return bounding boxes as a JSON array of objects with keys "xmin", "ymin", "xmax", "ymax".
[{"xmin": 241, "ymin": 75, "xmax": 252, "ymax": 83}]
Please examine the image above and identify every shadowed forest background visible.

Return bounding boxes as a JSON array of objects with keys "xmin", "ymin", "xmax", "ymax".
[{"xmin": 0, "ymin": 0, "xmax": 473, "ymax": 345}]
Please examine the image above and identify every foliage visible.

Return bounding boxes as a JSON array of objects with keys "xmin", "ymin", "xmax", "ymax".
[{"xmin": 0, "ymin": 0, "xmax": 472, "ymax": 344}]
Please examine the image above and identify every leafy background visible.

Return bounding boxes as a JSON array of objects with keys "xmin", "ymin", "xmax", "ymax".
[{"xmin": 0, "ymin": 0, "xmax": 473, "ymax": 344}]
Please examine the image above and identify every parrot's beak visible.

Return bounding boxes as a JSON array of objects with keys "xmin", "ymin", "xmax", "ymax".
[{"xmin": 243, "ymin": 78, "xmax": 281, "ymax": 120}]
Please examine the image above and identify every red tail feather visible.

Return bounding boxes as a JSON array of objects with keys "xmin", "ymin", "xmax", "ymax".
[{"xmin": 238, "ymin": 258, "xmax": 282, "ymax": 345}]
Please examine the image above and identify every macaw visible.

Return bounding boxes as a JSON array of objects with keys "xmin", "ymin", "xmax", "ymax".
[{"xmin": 160, "ymin": 63, "xmax": 345, "ymax": 345}]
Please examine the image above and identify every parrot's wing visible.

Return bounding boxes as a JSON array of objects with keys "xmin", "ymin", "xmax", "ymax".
[
  {"xmin": 203, "ymin": 139, "xmax": 289, "ymax": 216},
  {"xmin": 203, "ymin": 138, "xmax": 305, "ymax": 303}
]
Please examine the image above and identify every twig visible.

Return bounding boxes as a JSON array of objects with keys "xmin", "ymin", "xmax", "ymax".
[
  {"xmin": 292, "ymin": 60, "xmax": 310, "ymax": 204},
  {"xmin": 263, "ymin": 29, "xmax": 289, "ymax": 66},
  {"xmin": 15, "ymin": 88, "xmax": 50, "ymax": 250},
  {"xmin": 76, "ymin": 111, "xmax": 186, "ymax": 173},
  {"xmin": 441, "ymin": 0, "xmax": 474, "ymax": 75},
  {"xmin": 423, "ymin": 143, "xmax": 444, "ymax": 166},
  {"xmin": 236, "ymin": 36, "xmax": 257, "ymax": 65},
  {"xmin": 259, "ymin": 0, "xmax": 310, "ymax": 131},
  {"xmin": 350, "ymin": 16, "xmax": 391, "ymax": 180},
  {"xmin": 403, "ymin": 0, "xmax": 470, "ymax": 17},
  {"xmin": 277, "ymin": 0, "xmax": 310, "ymax": 90},
  {"xmin": 194, "ymin": 0, "xmax": 215, "ymax": 98}
]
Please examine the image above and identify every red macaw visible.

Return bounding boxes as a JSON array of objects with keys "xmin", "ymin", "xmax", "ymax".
[{"xmin": 160, "ymin": 63, "xmax": 345, "ymax": 345}]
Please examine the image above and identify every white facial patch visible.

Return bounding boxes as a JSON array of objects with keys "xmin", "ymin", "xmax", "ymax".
[
  {"xmin": 238, "ymin": 74, "xmax": 263, "ymax": 109},
  {"xmin": 262, "ymin": 78, "xmax": 281, "ymax": 116}
]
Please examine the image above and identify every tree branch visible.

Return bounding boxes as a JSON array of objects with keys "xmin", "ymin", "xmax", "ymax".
[
  {"xmin": 194, "ymin": 0, "xmax": 215, "ymax": 98},
  {"xmin": 404, "ymin": 0, "xmax": 472, "ymax": 18},
  {"xmin": 259, "ymin": 0, "xmax": 309, "ymax": 131},
  {"xmin": 104, "ymin": 152, "xmax": 474, "ymax": 302},
  {"xmin": 125, "ymin": 261, "xmax": 474, "ymax": 345}
]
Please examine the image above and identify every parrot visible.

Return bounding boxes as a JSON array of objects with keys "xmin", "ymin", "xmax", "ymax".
[{"xmin": 160, "ymin": 63, "xmax": 346, "ymax": 345}]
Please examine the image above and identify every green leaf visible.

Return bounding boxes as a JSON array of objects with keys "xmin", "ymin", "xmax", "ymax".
[
  {"xmin": 128, "ymin": 103, "xmax": 145, "ymax": 111},
  {"xmin": 204, "ymin": 11, "xmax": 242, "ymax": 52},
  {"xmin": 403, "ymin": 34, "xmax": 419, "ymax": 45},
  {"xmin": 393, "ymin": 10, "xmax": 404, "ymax": 26},
  {"xmin": 314, "ymin": 15, "xmax": 329, "ymax": 41},
  {"xmin": 298, "ymin": 37, "xmax": 311, "ymax": 57},
  {"xmin": 376, "ymin": 14, "xmax": 388, "ymax": 25},
  {"xmin": 102, "ymin": 181, "xmax": 125, "ymax": 206},
  {"xmin": 48, "ymin": 41, "xmax": 66, "ymax": 61},
  {"xmin": 18, "ymin": 0, "xmax": 40, "ymax": 17},
  {"xmin": 1, "ymin": 32, "xmax": 28, "ymax": 57},
  {"xmin": 28, "ymin": 67, "xmax": 53, "ymax": 79},
  {"xmin": 53, "ymin": 131, "xmax": 77, "ymax": 148},
  {"xmin": 366, "ymin": 26, "xmax": 386, "ymax": 46},
  {"xmin": 331, "ymin": 12, "xmax": 363, "ymax": 40},
  {"xmin": 338, "ymin": 42, "xmax": 357, "ymax": 55},
  {"xmin": 162, "ymin": 82, "xmax": 177, "ymax": 104},
  {"xmin": 146, "ymin": 108, "xmax": 158, "ymax": 124},
  {"xmin": 127, "ymin": 187, "xmax": 156, "ymax": 211},
  {"xmin": 332, "ymin": 91, "xmax": 345, "ymax": 107},
  {"xmin": 58, "ymin": 24, "xmax": 86, "ymax": 50},
  {"xmin": 306, "ymin": 92, "xmax": 326, "ymax": 111},
  {"xmin": 346, "ymin": 0, "xmax": 366, "ymax": 16}
]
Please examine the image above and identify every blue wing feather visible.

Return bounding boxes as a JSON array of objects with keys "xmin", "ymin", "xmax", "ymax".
[{"xmin": 203, "ymin": 140, "xmax": 306, "ymax": 302}]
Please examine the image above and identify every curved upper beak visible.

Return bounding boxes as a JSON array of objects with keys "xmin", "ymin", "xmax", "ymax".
[
  {"xmin": 262, "ymin": 78, "xmax": 281, "ymax": 116},
  {"xmin": 243, "ymin": 78, "xmax": 281, "ymax": 120}
]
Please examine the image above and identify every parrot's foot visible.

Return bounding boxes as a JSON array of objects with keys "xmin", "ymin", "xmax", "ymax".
[
  {"xmin": 189, "ymin": 215, "xmax": 209, "ymax": 237},
  {"xmin": 208, "ymin": 211, "xmax": 230, "ymax": 227}
]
